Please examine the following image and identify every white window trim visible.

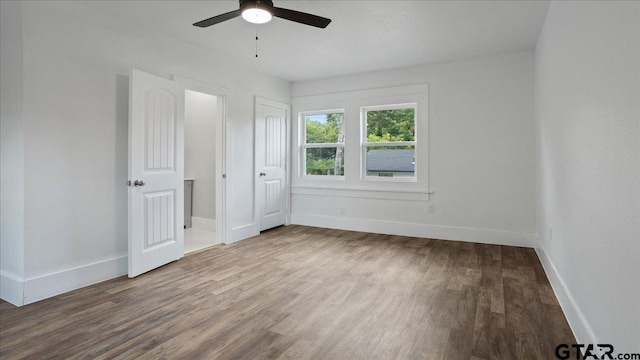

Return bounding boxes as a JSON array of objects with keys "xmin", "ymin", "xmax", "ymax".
[
  {"xmin": 291, "ymin": 83, "xmax": 429, "ymax": 199},
  {"xmin": 361, "ymin": 103, "xmax": 418, "ymax": 183},
  {"xmin": 300, "ymin": 109, "xmax": 346, "ymax": 180}
]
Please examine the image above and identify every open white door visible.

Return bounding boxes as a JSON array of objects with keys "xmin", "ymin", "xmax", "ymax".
[
  {"xmin": 255, "ymin": 98, "xmax": 289, "ymax": 231},
  {"xmin": 128, "ymin": 69, "xmax": 185, "ymax": 277}
]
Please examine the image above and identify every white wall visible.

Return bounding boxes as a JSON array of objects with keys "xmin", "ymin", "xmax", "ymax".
[
  {"xmin": 1, "ymin": 0, "xmax": 289, "ymax": 305},
  {"xmin": 534, "ymin": 1, "xmax": 640, "ymax": 353},
  {"xmin": 291, "ymin": 52, "xmax": 536, "ymax": 247},
  {"xmin": 185, "ymin": 90, "xmax": 217, "ymax": 221},
  {"xmin": 0, "ymin": 1, "xmax": 26, "ymax": 306}
]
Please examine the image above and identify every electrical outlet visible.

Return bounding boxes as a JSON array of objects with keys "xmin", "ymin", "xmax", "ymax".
[
  {"xmin": 339, "ymin": 207, "xmax": 346, "ymax": 215},
  {"xmin": 428, "ymin": 204, "xmax": 435, "ymax": 213}
]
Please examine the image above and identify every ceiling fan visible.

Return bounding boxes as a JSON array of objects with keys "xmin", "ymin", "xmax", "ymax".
[{"xmin": 193, "ymin": 0, "xmax": 331, "ymax": 29}]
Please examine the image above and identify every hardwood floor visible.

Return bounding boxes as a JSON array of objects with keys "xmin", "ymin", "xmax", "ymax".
[{"xmin": 0, "ymin": 225, "xmax": 575, "ymax": 359}]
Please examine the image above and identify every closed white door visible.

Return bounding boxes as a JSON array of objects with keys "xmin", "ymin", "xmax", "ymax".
[
  {"xmin": 255, "ymin": 99, "xmax": 288, "ymax": 231},
  {"xmin": 128, "ymin": 69, "xmax": 185, "ymax": 277}
]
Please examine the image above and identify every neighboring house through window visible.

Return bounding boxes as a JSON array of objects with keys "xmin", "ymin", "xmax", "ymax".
[
  {"xmin": 366, "ymin": 149, "xmax": 415, "ymax": 177},
  {"xmin": 362, "ymin": 104, "xmax": 417, "ymax": 181}
]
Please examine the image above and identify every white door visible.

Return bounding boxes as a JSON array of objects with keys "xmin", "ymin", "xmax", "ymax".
[
  {"xmin": 128, "ymin": 69, "xmax": 185, "ymax": 277},
  {"xmin": 255, "ymin": 99, "xmax": 288, "ymax": 231}
]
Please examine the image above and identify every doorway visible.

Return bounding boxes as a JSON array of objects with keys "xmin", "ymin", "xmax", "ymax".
[
  {"xmin": 175, "ymin": 75, "xmax": 229, "ymax": 252},
  {"xmin": 184, "ymin": 90, "xmax": 220, "ymax": 253}
]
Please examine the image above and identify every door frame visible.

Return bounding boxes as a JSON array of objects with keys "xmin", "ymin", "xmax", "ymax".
[
  {"xmin": 254, "ymin": 96, "xmax": 291, "ymax": 233},
  {"xmin": 174, "ymin": 75, "xmax": 231, "ymax": 245}
]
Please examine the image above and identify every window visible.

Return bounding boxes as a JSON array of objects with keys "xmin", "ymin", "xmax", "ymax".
[
  {"xmin": 362, "ymin": 104, "xmax": 417, "ymax": 180},
  {"xmin": 301, "ymin": 110, "xmax": 345, "ymax": 177}
]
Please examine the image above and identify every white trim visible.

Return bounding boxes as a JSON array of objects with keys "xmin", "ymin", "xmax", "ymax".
[
  {"xmin": 292, "ymin": 83, "xmax": 429, "ymax": 102},
  {"xmin": 363, "ymin": 141, "xmax": 415, "ymax": 147},
  {"xmin": 228, "ymin": 223, "xmax": 258, "ymax": 244},
  {"xmin": 291, "ymin": 186, "xmax": 430, "ymax": 201},
  {"xmin": 299, "ymin": 108, "xmax": 346, "ymax": 179},
  {"xmin": 172, "ymin": 76, "xmax": 231, "ymax": 99},
  {"xmin": 292, "ymin": 84, "xmax": 428, "ymax": 194},
  {"xmin": 22, "ymin": 255, "xmax": 127, "ymax": 305},
  {"xmin": 304, "ymin": 143, "xmax": 345, "ymax": 148},
  {"xmin": 535, "ymin": 244, "xmax": 596, "ymax": 347},
  {"xmin": 361, "ymin": 103, "xmax": 418, "ymax": 183},
  {"xmin": 291, "ymin": 213, "xmax": 534, "ymax": 248},
  {"xmin": 191, "ymin": 216, "xmax": 216, "ymax": 232},
  {"xmin": 0, "ymin": 271, "xmax": 24, "ymax": 306},
  {"xmin": 300, "ymin": 174, "xmax": 345, "ymax": 181}
]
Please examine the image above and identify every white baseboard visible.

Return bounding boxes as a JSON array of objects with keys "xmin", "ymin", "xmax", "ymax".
[
  {"xmin": 21, "ymin": 255, "xmax": 127, "ymax": 305},
  {"xmin": 191, "ymin": 216, "xmax": 216, "ymax": 232},
  {"xmin": 228, "ymin": 223, "xmax": 258, "ymax": 244},
  {"xmin": 291, "ymin": 213, "xmax": 534, "ymax": 248},
  {"xmin": 0, "ymin": 271, "xmax": 24, "ymax": 306},
  {"xmin": 535, "ymin": 244, "xmax": 595, "ymax": 346}
]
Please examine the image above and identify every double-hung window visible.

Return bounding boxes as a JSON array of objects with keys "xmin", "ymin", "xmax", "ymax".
[
  {"xmin": 362, "ymin": 104, "xmax": 417, "ymax": 180},
  {"xmin": 301, "ymin": 110, "xmax": 345, "ymax": 177}
]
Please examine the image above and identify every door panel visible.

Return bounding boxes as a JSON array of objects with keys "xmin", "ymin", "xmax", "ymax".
[
  {"xmin": 256, "ymin": 100, "xmax": 288, "ymax": 231},
  {"xmin": 129, "ymin": 69, "xmax": 185, "ymax": 278},
  {"xmin": 144, "ymin": 191, "xmax": 175, "ymax": 248},
  {"xmin": 145, "ymin": 90, "xmax": 176, "ymax": 171},
  {"xmin": 264, "ymin": 179, "xmax": 282, "ymax": 216}
]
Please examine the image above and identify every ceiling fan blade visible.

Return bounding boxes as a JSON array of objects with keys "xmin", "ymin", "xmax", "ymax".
[
  {"xmin": 193, "ymin": 9, "xmax": 242, "ymax": 27},
  {"xmin": 272, "ymin": 7, "xmax": 331, "ymax": 28}
]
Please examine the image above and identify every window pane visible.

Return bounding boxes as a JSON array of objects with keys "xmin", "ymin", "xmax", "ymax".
[
  {"xmin": 366, "ymin": 108, "xmax": 415, "ymax": 142},
  {"xmin": 306, "ymin": 147, "xmax": 345, "ymax": 176},
  {"xmin": 365, "ymin": 146, "xmax": 415, "ymax": 177},
  {"xmin": 305, "ymin": 113, "xmax": 344, "ymax": 144}
]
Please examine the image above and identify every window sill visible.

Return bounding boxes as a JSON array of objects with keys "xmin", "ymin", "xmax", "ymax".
[
  {"xmin": 291, "ymin": 185, "xmax": 432, "ymax": 202},
  {"xmin": 362, "ymin": 176, "xmax": 417, "ymax": 183},
  {"xmin": 300, "ymin": 175, "xmax": 345, "ymax": 181}
]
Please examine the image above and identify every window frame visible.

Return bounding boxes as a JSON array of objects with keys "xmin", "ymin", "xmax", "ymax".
[
  {"xmin": 300, "ymin": 109, "xmax": 346, "ymax": 180},
  {"xmin": 361, "ymin": 103, "xmax": 418, "ymax": 183}
]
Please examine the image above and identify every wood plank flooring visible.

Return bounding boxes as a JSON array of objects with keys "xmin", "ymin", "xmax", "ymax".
[{"xmin": 0, "ymin": 225, "xmax": 576, "ymax": 359}]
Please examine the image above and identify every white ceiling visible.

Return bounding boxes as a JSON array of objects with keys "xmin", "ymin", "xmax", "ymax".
[{"xmin": 81, "ymin": 0, "xmax": 550, "ymax": 82}]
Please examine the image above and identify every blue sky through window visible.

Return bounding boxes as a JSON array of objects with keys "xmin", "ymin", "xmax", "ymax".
[{"xmin": 306, "ymin": 114, "xmax": 328, "ymax": 123}]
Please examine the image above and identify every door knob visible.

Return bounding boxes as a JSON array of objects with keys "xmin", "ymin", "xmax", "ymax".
[
  {"xmin": 133, "ymin": 180, "xmax": 145, "ymax": 187},
  {"xmin": 259, "ymin": 172, "xmax": 266, "ymax": 177}
]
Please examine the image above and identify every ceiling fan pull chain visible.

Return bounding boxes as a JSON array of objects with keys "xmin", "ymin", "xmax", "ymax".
[{"xmin": 255, "ymin": 26, "xmax": 259, "ymax": 58}]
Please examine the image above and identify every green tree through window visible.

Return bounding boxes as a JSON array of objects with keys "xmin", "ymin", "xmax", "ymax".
[
  {"xmin": 366, "ymin": 108, "xmax": 415, "ymax": 142},
  {"xmin": 305, "ymin": 113, "xmax": 344, "ymax": 175}
]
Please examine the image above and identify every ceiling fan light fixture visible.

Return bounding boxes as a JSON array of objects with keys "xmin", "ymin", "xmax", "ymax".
[
  {"xmin": 242, "ymin": 7, "xmax": 272, "ymax": 24},
  {"xmin": 193, "ymin": 0, "xmax": 331, "ymax": 29}
]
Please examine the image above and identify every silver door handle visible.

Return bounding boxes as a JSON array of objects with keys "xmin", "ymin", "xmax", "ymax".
[
  {"xmin": 128, "ymin": 179, "xmax": 145, "ymax": 187},
  {"xmin": 259, "ymin": 172, "xmax": 266, "ymax": 177}
]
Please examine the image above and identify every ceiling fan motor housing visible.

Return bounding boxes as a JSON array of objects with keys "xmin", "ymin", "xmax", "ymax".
[{"xmin": 240, "ymin": 0, "xmax": 274, "ymax": 12}]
